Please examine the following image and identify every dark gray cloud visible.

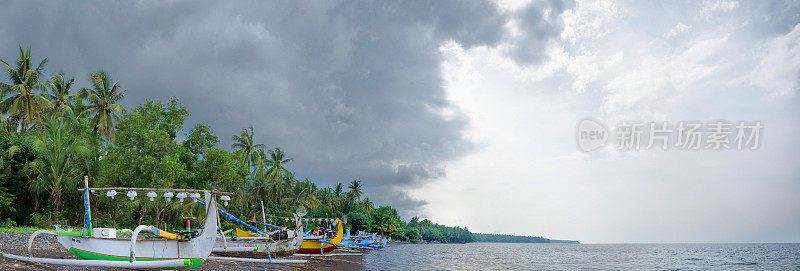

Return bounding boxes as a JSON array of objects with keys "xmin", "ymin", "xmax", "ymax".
[
  {"xmin": 509, "ymin": 0, "xmax": 574, "ymax": 64},
  {"xmin": 0, "ymin": 0, "xmax": 568, "ymax": 218}
]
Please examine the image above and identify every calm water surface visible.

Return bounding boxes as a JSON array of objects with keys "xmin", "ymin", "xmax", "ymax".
[{"xmin": 363, "ymin": 243, "xmax": 800, "ymax": 270}]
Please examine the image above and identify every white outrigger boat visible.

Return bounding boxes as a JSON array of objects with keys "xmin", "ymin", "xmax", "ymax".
[
  {"xmin": 0, "ymin": 177, "xmax": 227, "ymax": 269},
  {"xmin": 209, "ymin": 205, "xmax": 304, "ymax": 259}
]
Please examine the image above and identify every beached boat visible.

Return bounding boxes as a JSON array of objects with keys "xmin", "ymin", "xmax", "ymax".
[
  {"xmin": 1, "ymin": 179, "xmax": 228, "ymax": 269},
  {"xmin": 296, "ymin": 218, "xmax": 343, "ymax": 254},
  {"xmin": 211, "ymin": 219, "xmax": 304, "ymax": 257},
  {"xmin": 340, "ymin": 230, "xmax": 386, "ymax": 249},
  {"xmin": 53, "ymin": 189, "xmax": 220, "ymax": 268}
]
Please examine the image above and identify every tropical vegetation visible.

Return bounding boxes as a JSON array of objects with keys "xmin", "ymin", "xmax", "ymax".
[
  {"xmin": 474, "ymin": 233, "xmax": 579, "ymax": 243},
  {"xmin": 0, "ymin": 46, "xmax": 473, "ymax": 243}
]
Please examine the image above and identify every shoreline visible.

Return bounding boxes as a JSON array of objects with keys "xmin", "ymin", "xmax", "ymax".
[{"xmin": 0, "ymin": 232, "xmax": 367, "ymax": 270}]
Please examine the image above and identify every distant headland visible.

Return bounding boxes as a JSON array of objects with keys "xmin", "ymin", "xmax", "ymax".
[{"xmin": 475, "ymin": 233, "xmax": 580, "ymax": 244}]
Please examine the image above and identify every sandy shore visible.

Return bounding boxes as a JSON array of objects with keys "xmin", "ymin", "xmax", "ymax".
[{"xmin": 0, "ymin": 232, "xmax": 366, "ymax": 270}]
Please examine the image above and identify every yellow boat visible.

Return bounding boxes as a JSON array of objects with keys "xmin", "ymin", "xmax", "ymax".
[{"xmin": 297, "ymin": 218, "xmax": 343, "ymax": 254}]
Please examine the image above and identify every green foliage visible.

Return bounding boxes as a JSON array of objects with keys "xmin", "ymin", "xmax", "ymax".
[
  {"xmin": 29, "ymin": 213, "xmax": 48, "ymax": 229},
  {"xmin": 0, "ymin": 135, "xmax": 37, "ymax": 224},
  {"xmin": 183, "ymin": 123, "xmax": 219, "ymax": 164},
  {"xmin": 371, "ymin": 206, "xmax": 403, "ymax": 236},
  {"xmin": 0, "ymin": 46, "xmax": 475, "ymax": 242},
  {"xmin": 408, "ymin": 216, "xmax": 476, "ymax": 243},
  {"xmin": 0, "ymin": 187, "xmax": 16, "ymax": 214},
  {"xmin": 473, "ymin": 233, "xmax": 579, "ymax": 243},
  {"xmin": 99, "ymin": 97, "xmax": 190, "ymax": 189},
  {"xmin": 26, "ymin": 117, "xmax": 90, "ymax": 223},
  {"xmin": 196, "ymin": 148, "xmax": 244, "ymax": 192},
  {"xmin": 79, "ymin": 71, "xmax": 127, "ymax": 143},
  {"xmin": 404, "ymin": 227, "xmax": 419, "ymax": 241},
  {"xmin": 346, "ymin": 211, "xmax": 373, "ymax": 232},
  {"xmin": 0, "ymin": 46, "xmax": 52, "ymax": 133}
]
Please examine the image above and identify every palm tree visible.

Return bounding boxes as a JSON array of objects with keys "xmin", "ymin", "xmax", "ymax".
[
  {"xmin": 265, "ymin": 147, "xmax": 293, "ymax": 181},
  {"xmin": 347, "ymin": 180, "xmax": 363, "ymax": 206},
  {"xmin": 27, "ymin": 117, "xmax": 89, "ymax": 224},
  {"xmin": 0, "ymin": 92, "xmax": 10, "ymax": 135},
  {"xmin": 231, "ymin": 125, "xmax": 264, "ymax": 169},
  {"xmin": 231, "ymin": 125, "xmax": 264, "ymax": 211},
  {"xmin": 249, "ymin": 149, "xmax": 269, "ymax": 214},
  {"xmin": 360, "ymin": 197, "xmax": 374, "ymax": 213},
  {"xmin": 317, "ymin": 188, "xmax": 336, "ymax": 210},
  {"xmin": 79, "ymin": 71, "xmax": 126, "ymax": 143},
  {"xmin": 282, "ymin": 179, "xmax": 320, "ymax": 209},
  {"xmin": 333, "ymin": 183, "xmax": 343, "ymax": 198},
  {"xmin": 45, "ymin": 73, "xmax": 75, "ymax": 117},
  {"xmin": 0, "ymin": 46, "xmax": 52, "ymax": 133}
]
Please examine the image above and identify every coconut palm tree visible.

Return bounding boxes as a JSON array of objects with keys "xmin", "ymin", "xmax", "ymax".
[
  {"xmin": 248, "ymin": 149, "xmax": 269, "ymax": 214},
  {"xmin": 347, "ymin": 180, "xmax": 363, "ymax": 206},
  {"xmin": 26, "ymin": 117, "xmax": 89, "ymax": 224},
  {"xmin": 0, "ymin": 46, "xmax": 52, "ymax": 133},
  {"xmin": 45, "ymin": 73, "xmax": 75, "ymax": 117},
  {"xmin": 360, "ymin": 197, "xmax": 374, "ymax": 213},
  {"xmin": 265, "ymin": 147, "xmax": 293, "ymax": 181},
  {"xmin": 333, "ymin": 183, "xmax": 343, "ymax": 198},
  {"xmin": 79, "ymin": 71, "xmax": 126, "ymax": 143},
  {"xmin": 282, "ymin": 179, "xmax": 320, "ymax": 209},
  {"xmin": 317, "ymin": 188, "xmax": 336, "ymax": 210},
  {"xmin": 231, "ymin": 125, "xmax": 264, "ymax": 169}
]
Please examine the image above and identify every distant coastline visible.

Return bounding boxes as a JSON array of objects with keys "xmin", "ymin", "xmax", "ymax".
[{"xmin": 475, "ymin": 233, "xmax": 580, "ymax": 244}]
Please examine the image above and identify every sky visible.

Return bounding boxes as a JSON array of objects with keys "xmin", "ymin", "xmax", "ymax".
[{"xmin": 0, "ymin": 0, "xmax": 798, "ymax": 243}]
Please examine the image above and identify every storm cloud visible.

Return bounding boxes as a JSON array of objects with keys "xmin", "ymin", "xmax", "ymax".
[{"xmin": 0, "ymin": 0, "xmax": 569, "ymax": 217}]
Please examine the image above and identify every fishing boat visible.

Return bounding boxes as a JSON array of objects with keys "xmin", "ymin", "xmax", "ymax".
[
  {"xmin": 211, "ymin": 213, "xmax": 304, "ymax": 257},
  {"xmin": 198, "ymin": 204, "xmax": 308, "ymax": 264},
  {"xmin": 296, "ymin": 217, "xmax": 343, "ymax": 254},
  {"xmin": 340, "ymin": 230, "xmax": 386, "ymax": 249},
  {"xmin": 0, "ymin": 177, "xmax": 229, "ymax": 269}
]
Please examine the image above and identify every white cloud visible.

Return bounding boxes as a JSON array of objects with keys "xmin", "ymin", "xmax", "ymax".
[
  {"xmin": 747, "ymin": 23, "xmax": 800, "ymax": 98},
  {"xmin": 701, "ymin": 0, "xmax": 740, "ymax": 15},
  {"xmin": 561, "ymin": 0, "xmax": 624, "ymax": 43},
  {"xmin": 665, "ymin": 23, "xmax": 693, "ymax": 38},
  {"xmin": 426, "ymin": 0, "xmax": 800, "ymax": 243},
  {"xmin": 602, "ymin": 36, "xmax": 728, "ymax": 114}
]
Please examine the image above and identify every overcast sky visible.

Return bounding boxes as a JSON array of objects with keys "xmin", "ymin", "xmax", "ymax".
[{"xmin": 1, "ymin": 0, "xmax": 798, "ymax": 243}]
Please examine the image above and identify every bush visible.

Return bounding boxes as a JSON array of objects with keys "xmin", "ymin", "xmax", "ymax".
[{"xmin": 29, "ymin": 213, "xmax": 48, "ymax": 228}]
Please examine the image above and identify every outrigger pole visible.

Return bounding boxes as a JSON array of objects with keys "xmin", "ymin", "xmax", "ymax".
[{"xmin": 195, "ymin": 200, "xmax": 265, "ymax": 235}]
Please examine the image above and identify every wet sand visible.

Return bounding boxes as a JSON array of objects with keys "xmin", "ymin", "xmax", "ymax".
[{"xmin": 0, "ymin": 233, "xmax": 366, "ymax": 270}]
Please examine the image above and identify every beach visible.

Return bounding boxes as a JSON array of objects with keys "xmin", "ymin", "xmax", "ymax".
[{"xmin": 0, "ymin": 232, "xmax": 366, "ymax": 270}]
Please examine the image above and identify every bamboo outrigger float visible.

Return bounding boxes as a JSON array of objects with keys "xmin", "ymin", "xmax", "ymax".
[{"xmin": 0, "ymin": 177, "xmax": 230, "ymax": 269}]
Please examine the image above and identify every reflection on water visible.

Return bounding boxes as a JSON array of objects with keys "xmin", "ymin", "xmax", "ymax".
[{"xmin": 364, "ymin": 243, "xmax": 800, "ymax": 270}]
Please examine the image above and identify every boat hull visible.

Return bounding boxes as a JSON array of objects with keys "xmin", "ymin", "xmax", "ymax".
[
  {"xmin": 296, "ymin": 245, "xmax": 337, "ymax": 254},
  {"xmin": 212, "ymin": 226, "xmax": 303, "ymax": 257},
  {"xmin": 54, "ymin": 192, "xmax": 219, "ymax": 269},
  {"xmin": 298, "ymin": 218, "xmax": 343, "ymax": 254}
]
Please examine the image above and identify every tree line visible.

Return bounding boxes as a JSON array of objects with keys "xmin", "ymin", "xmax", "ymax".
[
  {"xmin": 474, "ymin": 233, "xmax": 579, "ymax": 243},
  {"xmin": 0, "ymin": 46, "xmax": 474, "ymax": 243}
]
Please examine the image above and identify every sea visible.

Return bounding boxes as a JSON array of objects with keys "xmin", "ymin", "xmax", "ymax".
[{"xmin": 363, "ymin": 243, "xmax": 800, "ymax": 270}]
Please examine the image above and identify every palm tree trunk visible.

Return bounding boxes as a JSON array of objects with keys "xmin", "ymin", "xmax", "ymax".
[
  {"xmin": 137, "ymin": 203, "xmax": 145, "ymax": 225},
  {"xmin": 251, "ymin": 184, "xmax": 261, "ymax": 219},
  {"xmin": 52, "ymin": 190, "xmax": 61, "ymax": 225}
]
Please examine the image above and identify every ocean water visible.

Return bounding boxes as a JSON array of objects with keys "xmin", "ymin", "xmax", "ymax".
[{"xmin": 363, "ymin": 243, "xmax": 800, "ymax": 270}]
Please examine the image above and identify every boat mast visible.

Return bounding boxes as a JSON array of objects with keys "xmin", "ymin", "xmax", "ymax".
[
  {"xmin": 83, "ymin": 176, "xmax": 92, "ymax": 236},
  {"xmin": 261, "ymin": 201, "xmax": 267, "ymax": 233}
]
